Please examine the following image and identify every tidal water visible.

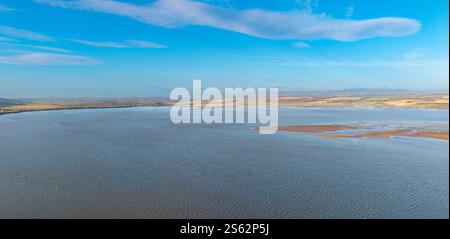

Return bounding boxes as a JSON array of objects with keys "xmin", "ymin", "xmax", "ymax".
[{"xmin": 0, "ymin": 107, "xmax": 448, "ymax": 218}]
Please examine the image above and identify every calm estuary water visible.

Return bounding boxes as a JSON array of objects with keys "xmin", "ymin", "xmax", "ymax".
[{"xmin": 0, "ymin": 107, "xmax": 448, "ymax": 218}]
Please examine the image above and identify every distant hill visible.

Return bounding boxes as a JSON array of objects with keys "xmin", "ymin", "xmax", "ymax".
[
  {"xmin": 24, "ymin": 97, "xmax": 170, "ymax": 104},
  {"xmin": 279, "ymin": 88, "xmax": 447, "ymax": 96},
  {"xmin": 0, "ymin": 98, "xmax": 26, "ymax": 107},
  {"xmin": 326, "ymin": 88, "xmax": 412, "ymax": 95}
]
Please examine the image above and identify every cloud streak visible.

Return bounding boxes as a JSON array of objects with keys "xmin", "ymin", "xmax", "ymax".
[
  {"xmin": 0, "ymin": 42, "xmax": 74, "ymax": 53},
  {"xmin": 0, "ymin": 52, "xmax": 100, "ymax": 65},
  {"xmin": 0, "ymin": 25, "xmax": 55, "ymax": 41},
  {"xmin": 70, "ymin": 39, "xmax": 168, "ymax": 48},
  {"xmin": 34, "ymin": 0, "xmax": 421, "ymax": 41}
]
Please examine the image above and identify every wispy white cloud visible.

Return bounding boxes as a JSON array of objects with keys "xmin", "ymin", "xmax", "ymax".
[
  {"xmin": 199, "ymin": 0, "xmax": 234, "ymax": 9},
  {"xmin": 0, "ymin": 52, "xmax": 100, "ymax": 65},
  {"xmin": 0, "ymin": 25, "xmax": 54, "ymax": 41},
  {"xmin": 292, "ymin": 41, "xmax": 311, "ymax": 48},
  {"xmin": 0, "ymin": 4, "xmax": 15, "ymax": 12},
  {"xmin": 70, "ymin": 39, "xmax": 168, "ymax": 48},
  {"xmin": 26, "ymin": 45, "xmax": 74, "ymax": 53},
  {"xmin": 33, "ymin": 0, "xmax": 421, "ymax": 41},
  {"xmin": 0, "ymin": 42, "xmax": 74, "ymax": 53},
  {"xmin": 125, "ymin": 40, "xmax": 168, "ymax": 48},
  {"xmin": 69, "ymin": 39, "xmax": 128, "ymax": 48}
]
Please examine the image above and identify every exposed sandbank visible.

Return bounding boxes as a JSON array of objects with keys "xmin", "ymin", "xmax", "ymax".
[
  {"xmin": 277, "ymin": 125, "xmax": 356, "ymax": 133},
  {"xmin": 277, "ymin": 125, "xmax": 449, "ymax": 141}
]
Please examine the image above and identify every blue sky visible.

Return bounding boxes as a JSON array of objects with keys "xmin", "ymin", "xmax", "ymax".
[{"xmin": 0, "ymin": 0, "xmax": 448, "ymax": 98}]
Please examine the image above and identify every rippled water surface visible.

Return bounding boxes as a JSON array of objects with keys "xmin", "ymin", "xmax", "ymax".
[{"xmin": 0, "ymin": 107, "xmax": 448, "ymax": 218}]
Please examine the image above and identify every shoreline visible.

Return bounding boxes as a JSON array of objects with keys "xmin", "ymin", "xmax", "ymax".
[
  {"xmin": 0, "ymin": 105, "xmax": 169, "ymax": 117},
  {"xmin": 2, "ymin": 103, "xmax": 448, "ymax": 116},
  {"xmin": 279, "ymin": 105, "xmax": 450, "ymax": 111}
]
